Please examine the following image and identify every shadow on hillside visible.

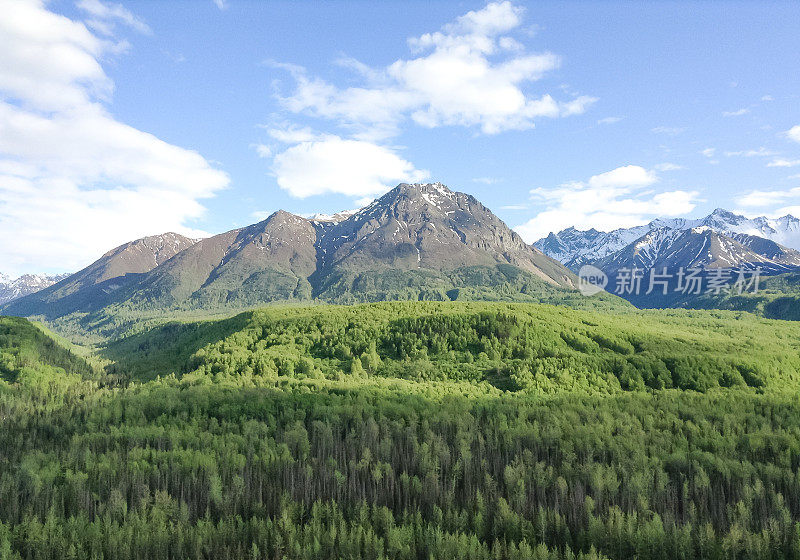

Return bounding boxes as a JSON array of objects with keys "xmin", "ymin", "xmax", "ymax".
[{"xmin": 99, "ymin": 311, "xmax": 253, "ymax": 382}]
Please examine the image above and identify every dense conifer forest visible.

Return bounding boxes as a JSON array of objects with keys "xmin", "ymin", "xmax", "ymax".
[{"xmin": 2, "ymin": 302, "xmax": 800, "ymax": 559}]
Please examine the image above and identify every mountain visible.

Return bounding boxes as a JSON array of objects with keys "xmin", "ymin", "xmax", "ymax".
[
  {"xmin": 582, "ymin": 226, "xmax": 800, "ymax": 312},
  {"xmin": 128, "ymin": 182, "xmax": 576, "ymax": 306},
  {"xmin": 0, "ymin": 273, "xmax": 70, "ymax": 305},
  {"xmin": 594, "ymin": 227, "xmax": 800, "ymax": 275},
  {"xmin": 312, "ymin": 183, "xmax": 575, "ymax": 299},
  {"xmin": 124, "ymin": 211, "xmax": 318, "ymax": 307},
  {"xmin": 536, "ymin": 208, "xmax": 800, "ymax": 270},
  {"xmin": 3, "ymin": 183, "xmax": 596, "ymax": 336},
  {"xmin": 3, "ymin": 232, "xmax": 197, "ymax": 318},
  {"xmin": 534, "ymin": 226, "xmax": 650, "ymax": 270}
]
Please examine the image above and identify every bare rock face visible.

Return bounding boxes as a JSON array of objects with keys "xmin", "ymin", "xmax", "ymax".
[{"xmin": 314, "ymin": 183, "xmax": 574, "ymax": 287}]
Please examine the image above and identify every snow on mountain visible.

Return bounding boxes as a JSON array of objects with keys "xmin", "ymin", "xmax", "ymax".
[
  {"xmin": 0, "ymin": 273, "xmax": 71, "ymax": 305},
  {"xmin": 535, "ymin": 209, "xmax": 800, "ymax": 269},
  {"xmin": 308, "ymin": 209, "xmax": 360, "ymax": 224},
  {"xmin": 594, "ymin": 227, "xmax": 800, "ymax": 275}
]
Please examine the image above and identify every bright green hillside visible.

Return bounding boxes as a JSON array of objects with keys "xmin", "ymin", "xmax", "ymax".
[
  {"xmin": 104, "ymin": 302, "xmax": 800, "ymax": 394},
  {"xmin": 0, "ymin": 316, "xmax": 93, "ymax": 385},
  {"xmin": 1, "ymin": 303, "xmax": 800, "ymax": 559}
]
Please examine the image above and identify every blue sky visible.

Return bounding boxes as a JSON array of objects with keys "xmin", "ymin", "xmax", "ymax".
[{"xmin": 1, "ymin": 0, "xmax": 799, "ymax": 276}]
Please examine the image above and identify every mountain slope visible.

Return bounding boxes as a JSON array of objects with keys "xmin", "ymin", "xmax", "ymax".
[
  {"xmin": 594, "ymin": 227, "xmax": 800, "ymax": 275},
  {"xmin": 0, "ymin": 316, "xmax": 93, "ymax": 382},
  {"xmin": 127, "ymin": 211, "xmax": 317, "ymax": 307},
  {"xmin": 3, "ymin": 233, "xmax": 197, "ymax": 318},
  {"xmin": 586, "ymin": 227, "xmax": 800, "ymax": 312},
  {"xmin": 313, "ymin": 183, "xmax": 575, "ymax": 299}
]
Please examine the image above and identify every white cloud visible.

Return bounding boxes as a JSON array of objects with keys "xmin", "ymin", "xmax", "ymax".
[
  {"xmin": 271, "ymin": 136, "xmax": 428, "ymax": 198},
  {"xmin": 77, "ymin": 0, "xmax": 151, "ymax": 35},
  {"xmin": 252, "ymin": 143, "xmax": 272, "ymax": 158},
  {"xmin": 265, "ymin": 125, "xmax": 324, "ymax": 144},
  {"xmin": 354, "ymin": 197, "xmax": 375, "ymax": 207},
  {"xmin": 651, "ymin": 126, "xmax": 685, "ymax": 136},
  {"xmin": 724, "ymin": 147, "xmax": 777, "ymax": 158},
  {"xmin": 213, "ymin": 0, "xmax": 227, "ymax": 10},
  {"xmin": 737, "ymin": 187, "xmax": 800, "ymax": 208},
  {"xmin": 586, "ymin": 165, "xmax": 657, "ymax": 189},
  {"xmin": 775, "ymin": 205, "xmax": 800, "ymax": 218},
  {"xmin": 0, "ymin": 0, "xmax": 228, "ymax": 276},
  {"xmin": 700, "ymin": 148, "xmax": 716, "ymax": 158},
  {"xmin": 654, "ymin": 162, "xmax": 684, "ymax": 171},
  {"xmin": 761, "ymin": 95, "xmax": 773, "ymax": 102},
  {"xmin": 514, "ymin": 165, "xmax": 698, "ymax": 241},
  {"xmin": 597, "ymin": 116, "xmax": 623, "ymax": 125},
  {"xmin": 723, "ymin": 108, "xmax": 749, "ymax": 117},
  {"xmin": 767, "ymin": 158, "xmax": 800, "ymax": 168},
  {"xmin": 274, "ymin": 1, "xmax": 595, "ymax": 139},
  {"xmin": 787, "ymin": 125, "xmax": 800, "ymax": 143}
]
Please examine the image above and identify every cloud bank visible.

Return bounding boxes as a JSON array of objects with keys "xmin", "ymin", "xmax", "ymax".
[
  {"xmin": 0, "ymin": 0, "xmax": 228, "ymax": 276},
  {"xmin": 514, "ymin": 165, "xmax": 698, "ymax": 242}
]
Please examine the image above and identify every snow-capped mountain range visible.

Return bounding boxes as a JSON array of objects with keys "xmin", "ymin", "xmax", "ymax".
[
  {"xmin": 0, "ymin": 273, "xmax": 70, "ymax": 305},
  {"xmin": 534, "ymin": 209, "xmax": 800, "ymax": 271},
  {"xmin": 592, "ymin": 227, "xmax": 800, "ymax": 276}
]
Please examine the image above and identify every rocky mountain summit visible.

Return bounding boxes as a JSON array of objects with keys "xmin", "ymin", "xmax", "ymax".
[{"xmin": 3, "ymin": 183, "xmax": 579, "ymax": 320}]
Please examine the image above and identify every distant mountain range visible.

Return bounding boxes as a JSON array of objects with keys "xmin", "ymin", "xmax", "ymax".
[
  {"xmin": 0, "ymin": 273, "xmax": 70, "ymax": 305},
  {"xmin": 534, "ymin": 208, "xmax": 800, "ymax": 311},
  {"xmin": 4, "ymin": 183, "xmax": 602, "ymax": 335},
  {"xmin": 535, "ymin": 208, "xmax": 800, "ymax": 270},
  {"xmin": 593, "ymin": 227, "xmax": 800, "ymax": 276}
]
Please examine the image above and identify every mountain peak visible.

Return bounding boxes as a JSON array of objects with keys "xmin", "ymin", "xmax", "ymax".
[
  {"xmin": 710, "ymin": 207, "xmax": 737, "ymax": 217},
  {"xmin": 261, "ymin": 209, "xmax": 308, "ymax": 225},
  {"xmin": 396, "ymin": 181, "xmax": 450, "ymax": 192}
]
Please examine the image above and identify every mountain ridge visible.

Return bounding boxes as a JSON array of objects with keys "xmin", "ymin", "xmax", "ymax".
[
  {"xmin": 3, "ymin": 183, "xmax": 591, "ymax": 330},
  {"xmin": 0, "ymin": 273, "xmax": 71, "ymax": 305},
  {"xmin": 535, "ymin": 208, "xmax": 800, "ymax": 270}
]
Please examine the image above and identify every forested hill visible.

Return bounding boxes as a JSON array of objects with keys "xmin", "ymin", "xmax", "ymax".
[
  {"xmin": 2, "ymin": 303, "xmax": 800, "ymax": 558},
  {"xmin": 0, "ymin": 316, "xmax": 93, "ymax": 384},
  {"xmin": 666, "ymin": 270, "xmax": 800, "ymax": 320},
  {"xmin": 103, "ymin": 302, "xmax": 800, "ymax": 393}
]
